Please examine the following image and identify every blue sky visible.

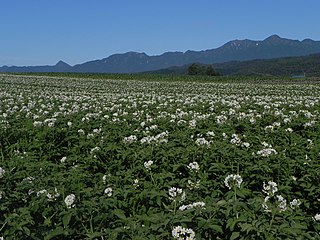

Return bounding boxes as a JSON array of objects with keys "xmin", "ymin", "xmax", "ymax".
[{"xmin": 1, "ymin": 0, "xmax": 319, "ymax": 66}]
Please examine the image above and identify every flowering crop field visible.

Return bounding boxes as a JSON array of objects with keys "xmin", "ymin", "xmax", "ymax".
[{"xmin": 0, "ymin": 74, "xmax": 320, "ymax": 239}]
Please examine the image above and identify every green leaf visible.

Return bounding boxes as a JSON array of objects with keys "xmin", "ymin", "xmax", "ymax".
[
  {"xmin": 210, "ymin": 224, "xmax": 223, "ymax": 233},
  {"xmin": 113, "ymin": 209, "xmax": 126, "ymax": 220},
  {"xmin": 62, "ymin": 212, "xmax": 73, "ymax": 228},
  {"xmin": 44, "ymin": 226, "xmax": 66, "ymax": 240},
  {"xmin": 230, "ymin": 231, "xmax": 240, "ymax": 240}
]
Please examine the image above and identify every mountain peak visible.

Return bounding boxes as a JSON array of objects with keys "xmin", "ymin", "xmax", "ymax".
[
  {"xmin": 263, "ymin": 34, "xmax": 282, "ymax": 42},
  {"xmin": 55, "ymin": 60, "xmax": 70, "ymax": 67}
]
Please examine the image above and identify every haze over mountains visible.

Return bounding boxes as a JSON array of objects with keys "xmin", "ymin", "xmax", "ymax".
[{"xmin": 1, "ymin": 35, "xmax": 320, "ymax": 74}]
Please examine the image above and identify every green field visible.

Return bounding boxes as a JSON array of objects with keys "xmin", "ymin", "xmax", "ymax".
[{"xmin": 0, "ymin": 74, "xmax": 320, "ymax": 239}]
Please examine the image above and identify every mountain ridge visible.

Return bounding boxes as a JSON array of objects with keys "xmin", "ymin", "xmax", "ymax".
[{"xmin": 1, "ymin": 35, "xmax": 320, "ymax": 73}]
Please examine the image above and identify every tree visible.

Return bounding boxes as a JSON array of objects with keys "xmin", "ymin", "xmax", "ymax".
[
  {"xmin": 187, "ymin": 63, "xmax": 201, "ymax": 75},
  {"xmin": 187, "ymin": 63, "xmax": 220, "ymax": 76},
  {"xmin": 206, "ymin": 65, "xmax": 216, "ymax": 76}
]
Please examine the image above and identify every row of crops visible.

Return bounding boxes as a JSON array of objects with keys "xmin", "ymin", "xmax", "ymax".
[{"xmin": 0, "ymin": 74, "xmax": 320, "ymax": 239}]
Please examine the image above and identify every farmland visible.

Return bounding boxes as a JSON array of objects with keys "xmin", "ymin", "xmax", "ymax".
[{"xmin": 0, "ymin": 74, "xmax": 320, "ymax": 239}]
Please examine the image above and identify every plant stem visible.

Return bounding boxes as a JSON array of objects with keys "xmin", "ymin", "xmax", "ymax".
[
  {"xmin": 234, "ymin": 185, "xmax": 239, "ymax": 219},
  {"xmin": 268, "ymin": 211, "xmax": 275, "ymax": 233},
  {"xmin": 173, "ymin": 200, "xmax": 177, "ymax": 215},
  {"xmin": 150, "ymin": 172, "xmax": 156, "ymax": 187}
]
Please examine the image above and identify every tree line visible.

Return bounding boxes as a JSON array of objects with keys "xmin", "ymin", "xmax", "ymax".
[{"xmin": 187, "ymin": 63, "xmax": 221, "ymax": 76}]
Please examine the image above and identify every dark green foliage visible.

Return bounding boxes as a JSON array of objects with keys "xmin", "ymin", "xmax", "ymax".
[{"xmin": 187, "ymin": 63, "xmax": 221, "ymax": 76}]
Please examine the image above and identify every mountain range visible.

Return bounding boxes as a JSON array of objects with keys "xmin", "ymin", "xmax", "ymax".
[{"xmin": 1, "ymin": 35, "xmax": 320, "ymax": 74}]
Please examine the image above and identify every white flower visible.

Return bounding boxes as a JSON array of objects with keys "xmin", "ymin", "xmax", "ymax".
[
  {"xmin": 187, "ymin": 180, "xmax": 200, "ymax": 190},
  {"xmin": 64, "ymin": 194, "xmax": 76, "ymax": 208},
  {"xmin": 37, "ymin": 189, "xmax": 47, "ymax": 197},
  {"xmin": 133, "ymin": 179, "xmax": 139, "ymax": 189},
  {"xmin": 313, "ymin": 214, "xmax": 320, "ymax": 221},
  {"xmin": 187, "ymin": 162, "xmax": 200, "ymax": 172},
  {"xmin": 256, "ymin": 148, "xmax": 277, "ymax": 157},
  {"xmin": 195, "ymin": 137, "xmax": 211, "ymax": 147},
  {"xmin": 144, "ymin": 160, "xmax": 153, "ymax": 171},
  {"xmin": 179, "ymin": 202, "xmax": 205, "ymax": 211},
  {"xmin": 123, "ymin": 135, "xmax": 138, "ymax": 144},
  {"xmin": 263, "ymin": 181, "xmax": 278, "ymax": 196},
  {"xmin": 90, "ymin": 147, "xmax": 100, "ymax": 154},
  {"xmin": 47, "ymin": 188, "xmax": 60, "ymax": 201},
  {"xmin": 206, "ymin": 131, "xmax": 215, "ymax": 137},
  {"xmin": 0, "ymin": 167, "xmax": 5, "ymax": 178},
  {"xmin": 262, "ymin": 196, "xmax": 271, "ymax": 212},
  {"xmin": 224, "ymin": 174, "xmax": 243, "ymax": 189},
  {"xmin": 104, "ymin": 187, "xmax": 113, "ymax": 197},
  {"xmin": 276, "ymin": 195, "xmax": 287, "ymax": 212},
  {"xmin": 242, "ymin": 142, "xmax": 250, "ymax": 148},
  {"xmin": 67, "ymin": 121, "xmax": 72, "ymax": 127},
  {"xmin": 60, "ymin": 156, "xmax": 67, "ymax": 163},
  {"xmin": 172, "ymin": 226, "xmax": 196, "ymax": 240},
  {"xmin": 33, "ymin": 121, "xmax": 43, "ymax": 127},
  {"xmin": 290, "ymin": 199, "xmax": 301, "ymax": 209},
  {"xmin": 169, "ymin": 187, "xmax": 186, "ymax": 202},
  {"xmin": 189, "ymin": 119, "xmax": 197, "ymax": 129},
  {"xmin": 78, "ymin": 129, "xmax": 85, "ymax": 134},
  {"xmin": 285, "ymin": 128, "xmax": 293, "ymax": 133}
]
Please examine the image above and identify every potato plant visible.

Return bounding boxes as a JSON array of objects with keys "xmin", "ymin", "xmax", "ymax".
[{"xmin": 0, "ymin": 74, "xmax": 320, "ymax": 239}]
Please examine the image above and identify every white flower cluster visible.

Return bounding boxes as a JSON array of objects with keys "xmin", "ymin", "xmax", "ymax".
[
  {"xmin": 192, "ymin": 131, "xmax": 216, "ymax": 145},
  {"xmin": 60, "ymin": 156, "xmax": 67, "ymax": 163},
  {"xmin": 262, "ymin": 181, "xmax": 302, "ymax": 213},
  {"xmin": 262, "ymin": 181, "xmax": 278, "ymax": 196},
  {"xmin": 304, "ymin": 120, "xmax": 316, "ymax": 128},
  {"xmin": 289, "ymin": 199, "xmax": 301, "ymax": 209},
  {"xmin": 179, "ymin": 201, "xmax": 205, "ymax": 211},
  {"xmin": 264, "ymin": 122, "xmax": 281, "ymax": 132},
  {"xmin": 90, "ymin": 146, "xmax": 100, "ymax": 154},
  {"xmin": 172, "ymin": 226, "xmax": 196, "ymax": 240},
  {"xmin": 144, "ymin": 160, "xmax": 153, "ymax": 171},
  {"xmin": 64, "ymin": 194, "xmax": 76, "ymax": 208},
  {"xmin": 187, "ymin": 180, "xmax": 200, "ymax": 190},
  {"xmin": 133, "ymin": 179, "xmax": 139, "ymax": 189},
  {"xmin": 224, "ymin": 174, "xmax": 243, "ymax": 189},
  {"xmin": 216, "ymin": 115, "xmax": 227, "ymax": 124},
  {"xmin": 187, "ymin": 162, "xmax": 200, "ymax": 173},
  {"xmin": 313, "ymin": 213, "xmax": 320, "ymax": 222},
  {"xmin": 169, "ymin": 187, "xmax": 186, "ymax": 202},
  {"xmin": 262, "ymin": 181, "xmax": 286, "ymax": 212},
  {"xmin": 230, "ymin": 134, "xmax": 250, "ymax": 148},
  {"xmin": 47, "ymin": 188, "xmax": 61, "ymax": 201},
  {"xmin": 140, "ymin": 131, "xmax": 169, "ymax": 144},
  {"xmin": 195, "ymin": 137, "xmax": 212, "ymax": 147},
  {"xmin": 44, "ymin": 118, "xmax": 56, "ymax": 127},
  {"xmin": 189, "ymin": 119, "xmax": 197, "ymax": 129},
  {"xmin": 256, "ymin": 148, "xmax": 278, "ymax": 157},
  {"xmin": 104, "ymin": 187, "xmax": 113, "ymax": 197},
  {"xmin": 256, "ymin": 143, "xmax": 277, "ymax": 157},
  {"xmin": 22, "ymin": 176, "xmax": 34, "ymax": 183},
  {"xmin": 36, "ymin": 188, "xmax": 60, "ymax": 201},
  {"xmin": 275, "ymin": 195, "xmax": 287, "ymax": 212},
  {"xmin": 123, "ymin": 135, "xmax": 138, "ymax": 144},
  {"xmin": 0, "ymin": 167, "xmax": 5, "ymax": 178}
]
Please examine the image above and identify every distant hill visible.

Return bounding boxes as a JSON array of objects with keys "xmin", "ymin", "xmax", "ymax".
[
  {"xmin": 70, "ymin": 35, "xmax": 320, "ymax": 73},
  {"xmin": 0, "ymin": 61, "xmax": 71, "ymax": 73},
  {"xmin": 145, "ymin": 54, "xmax": 320, "ymax": 77},
  {"xmin": 1, "ymin": 35, "xmax": 320, "ymax": 74}
]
